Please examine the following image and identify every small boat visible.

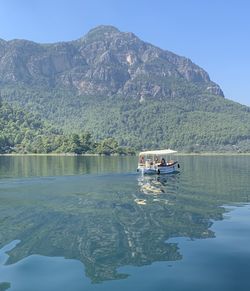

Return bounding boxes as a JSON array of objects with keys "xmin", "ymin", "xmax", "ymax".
[{"xmin": 137, "ymin": 149, "xmax": 180, "ymax": 175}]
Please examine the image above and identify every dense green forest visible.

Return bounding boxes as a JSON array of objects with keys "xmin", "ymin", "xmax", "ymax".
[
  {"xmin": 2, "ymin": 86, "xmax": 250, "ymax": 153},
  {"xmin": 0, "ymin": 99, "xmax": 134, "ymax": 155}
]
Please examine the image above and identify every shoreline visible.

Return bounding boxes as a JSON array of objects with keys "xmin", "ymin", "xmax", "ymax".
[
  {"xmin": 0, "ymin": 152, "xmax": 250, "ymax": 157},
  {"xmin": 176, "ymin": 152, "xmax": 250, "ymax": 156},
  {"xmin": 0, "ymin": 153, "xmax": 134, "ymax": 157}
]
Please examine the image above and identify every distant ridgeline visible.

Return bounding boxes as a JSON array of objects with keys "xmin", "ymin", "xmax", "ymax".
[
  {"xmin": 0, "ymin": 100, "xmax": 134, "ymax": 155},
  {"xmin": 0, "ymin": 25, "xmax": 250, "ymax": 152}
]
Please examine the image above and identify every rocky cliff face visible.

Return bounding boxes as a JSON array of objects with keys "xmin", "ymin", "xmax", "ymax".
[{"xmin": 0, "ymin": 25, "xmax": 223, "ymax": 99}]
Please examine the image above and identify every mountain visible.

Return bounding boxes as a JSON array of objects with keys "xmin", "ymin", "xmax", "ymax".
[
  {"xmin": 0, "ymin": 25, "xmax": 249, "ymax": 152},
  {"xmin": 0, "ymin": 25, "xmax": 223, "ymax": 97}
]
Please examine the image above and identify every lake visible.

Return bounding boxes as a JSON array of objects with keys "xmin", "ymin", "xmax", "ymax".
[{"xmin": 0, "ymin": 155, "xmax": 250, "ymax": 291}]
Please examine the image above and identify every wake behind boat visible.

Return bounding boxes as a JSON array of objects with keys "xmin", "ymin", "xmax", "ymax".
[{"xmin": 137, "ymin": 149, "xmax": 180, "ymax": 175}]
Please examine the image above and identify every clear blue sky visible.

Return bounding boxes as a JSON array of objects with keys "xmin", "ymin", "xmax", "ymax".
[{"xmin": 0, "ymin": 0, "xmax": 249, "ymax": 106}]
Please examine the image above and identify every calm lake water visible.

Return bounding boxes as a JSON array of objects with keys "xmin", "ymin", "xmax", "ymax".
[{"xmin": 0, "ymin": 155, "xmax": 250, "ymax": 291}]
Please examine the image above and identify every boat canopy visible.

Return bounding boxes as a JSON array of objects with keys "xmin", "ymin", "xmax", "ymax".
[{"xmin": 139, "ymin": 149, "xmax": 177, "ymax": 156}]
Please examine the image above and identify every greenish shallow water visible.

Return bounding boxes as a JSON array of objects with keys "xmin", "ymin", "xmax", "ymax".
[{"xmin": 0, "ymin": 155, "xmax": 249, "ymax": 291}]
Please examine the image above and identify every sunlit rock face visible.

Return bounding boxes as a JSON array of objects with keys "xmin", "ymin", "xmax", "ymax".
[{"xmin": 0, "ymin": 25, "xmax": 224, "ymax": 100}]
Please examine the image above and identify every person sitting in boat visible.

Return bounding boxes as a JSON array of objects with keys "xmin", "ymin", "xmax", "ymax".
[
  {"xmin": 155, "ymin": 156, "xmax": 160, "ymax": 164},
  {"xmin": 167, "ymin": 159, "xmax": 174, "ymax": 166},
  {"xmin": 159, "ymin": 158, "xmax": 166, "ymax": 166},
  {"xmin": 139, "ymin": 156, "xmax": 145, "ymax": 165}
]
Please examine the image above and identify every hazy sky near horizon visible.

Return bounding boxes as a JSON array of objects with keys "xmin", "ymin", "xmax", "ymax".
[{"xmin": 0, "ymin": 0, "xmax": 249, "ymax": 106}]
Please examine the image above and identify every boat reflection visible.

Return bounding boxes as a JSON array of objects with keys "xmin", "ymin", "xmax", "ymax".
[
  {"xmin": 136, "ymin": 173, "xmax": 180, "ymax": 206},
  {"xmin": 138, "ymin": 175, "xmax": 167, "ymax": 195}
]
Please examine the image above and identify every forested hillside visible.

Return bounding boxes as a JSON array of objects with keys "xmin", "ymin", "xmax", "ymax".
[
  {"xmin": 0, "ymin": 100, "xmax": 133, "ymax": 155},
  {"xmin": 0, "ymin": 26, "xmax": 249, "ymax": 152}
]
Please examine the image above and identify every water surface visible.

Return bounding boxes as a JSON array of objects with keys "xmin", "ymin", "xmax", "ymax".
[{"xmin": 0, "ymin": 156, "xmax": 249, "ymax": 290}]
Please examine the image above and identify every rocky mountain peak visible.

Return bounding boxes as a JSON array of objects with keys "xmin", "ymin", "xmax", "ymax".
[
  {"xmin": 0, "ymin": 25, "xmax": 224, "ymax": 99},
  {"xmin": 86, "ymin": 25, "xmax": 121, "ymax": 35}
]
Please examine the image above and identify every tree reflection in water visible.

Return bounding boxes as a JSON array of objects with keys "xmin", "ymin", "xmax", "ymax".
[{"xmin": 1, "ymin": 156, "xmax": 248, "ymax": 284}]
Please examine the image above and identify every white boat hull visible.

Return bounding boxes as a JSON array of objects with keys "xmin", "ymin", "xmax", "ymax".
[{"xmin": 137, "ymin": 163, "xmax": 180, "ymax": 175}]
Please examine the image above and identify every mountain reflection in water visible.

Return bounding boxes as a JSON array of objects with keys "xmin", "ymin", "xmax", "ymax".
[{"xmin": 0, "ymin": 156, "xmax": 249, "ymax": 288}]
